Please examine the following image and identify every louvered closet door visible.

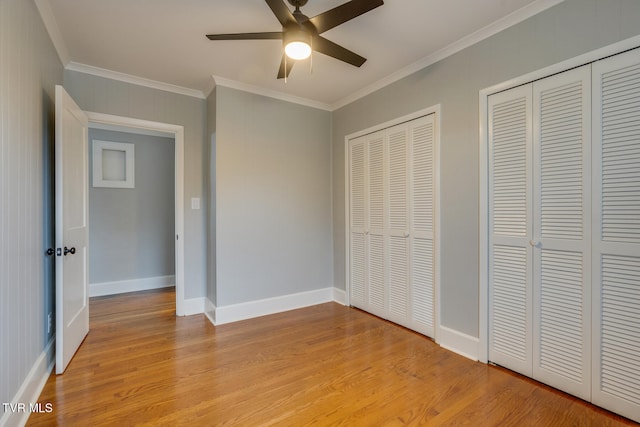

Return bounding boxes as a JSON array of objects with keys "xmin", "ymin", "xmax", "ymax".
[
  {"xmin": 367, "ymin": 131, "xmax": 387, "ymax": 318},
  {"xmin": 488, "ymin": 85, "xmax": 534, "ymax": 377},
  {"xmin": 387, "ymin": 123, "xmax": 410, "ymax": 326},
  {"xmin": 532, "ymin": 65, "xmax": 591, "ymax": 400},
  {"xmin": 591, "ymin": 48, "xmax": 640, "ymax": 423},
  {"xmin": 349, "ymin": 136, "xmax": 368, "ymax": 309},
  {"xmin": 409, "ymin": 114, "xmax": 435, "ymax": 337}
]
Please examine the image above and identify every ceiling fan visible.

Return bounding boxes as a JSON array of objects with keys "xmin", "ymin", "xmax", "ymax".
[{"xmin": 206, "ymin": 0, "xmax": 384, "ymax": 79}]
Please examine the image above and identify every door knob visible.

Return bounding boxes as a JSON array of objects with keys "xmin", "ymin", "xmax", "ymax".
[
  {"xmin": 529, "ymin": 239, "xmax": 542, "ymax": 248},
  {"xmin": 45, "ymin": 248, "xmax": 55, "ymax": 256},
  {"xmin": 64, "ymin": 246, "xmax": 76, "ymax": 256}
]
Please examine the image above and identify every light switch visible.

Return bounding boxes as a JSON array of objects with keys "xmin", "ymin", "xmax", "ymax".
[{"xmin": 191, "ymin": 197, "xmax": 200, "ymax": 210}]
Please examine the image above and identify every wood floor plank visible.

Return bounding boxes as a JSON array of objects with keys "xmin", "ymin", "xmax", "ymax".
[{"xmin": 27, "ymin": 288, "xmax": 636, "ymax": 426}]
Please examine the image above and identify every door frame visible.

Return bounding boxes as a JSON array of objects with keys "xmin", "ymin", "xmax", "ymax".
[
  {"xmin": 85, "ymin": 111, "xmax": 187, "ymax": 316},
  {"xmin": 478, "ymin": 35, "xmax": 640, "ymax": 363}
]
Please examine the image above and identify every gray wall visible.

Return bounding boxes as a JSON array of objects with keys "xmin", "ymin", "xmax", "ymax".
[
  {"xmin": 88, "ymin": 129, "xmax": 175, "ymax": 284},
  {"xmin": 206, "ymin": 88, "xmax": 217, "ymax": 307},
  {"xmin": 332, "ymin": 0, "xmax": 640, "ymax": 338},
  {"xmin": 0, "ymin": 0, "xmax": 62, "ymax": 414},
  {"xmin": 63, "ymin": 70, "xmax": 207, "ymax": 299},
  {"xmin": 215, "ymin": 86, "xmax": 332, "ymax": 306}
]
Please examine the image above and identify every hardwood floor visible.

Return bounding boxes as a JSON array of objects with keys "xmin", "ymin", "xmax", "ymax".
[{"xmin": 28, "ymin": 288, "xmax": 636, "ymax": 426}]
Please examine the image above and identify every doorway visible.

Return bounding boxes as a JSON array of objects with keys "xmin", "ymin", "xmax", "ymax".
[{"xmin": 85, "ymin": 112, "xmax": 186, "ymax": 315}]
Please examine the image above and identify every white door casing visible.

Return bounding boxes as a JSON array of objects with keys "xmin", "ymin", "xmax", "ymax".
[{"xmin": 55, "ymin": 85, "xmax": 89, "ymax": 374}]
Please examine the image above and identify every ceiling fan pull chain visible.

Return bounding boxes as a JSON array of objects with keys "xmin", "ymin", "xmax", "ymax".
[
  {"xmin": 285, "ymin": 54, "xmax": 288, "ymax": 83},
  {"xmin": 310, "ymin": 38, "xmax": 313, "ymax": 75}
]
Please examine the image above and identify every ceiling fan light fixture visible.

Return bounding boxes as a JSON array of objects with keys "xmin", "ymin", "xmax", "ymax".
[
  {"xmin": 284, "ymin": 28, "xmax": 311, "ymax": 60},
  {"xmin": 285, "ymin": 41, "xmax": 311, "ymax": 60}
]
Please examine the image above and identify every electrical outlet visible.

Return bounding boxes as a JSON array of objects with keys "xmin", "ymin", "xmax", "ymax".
[{"xmin": 48, "ymin": 313, "xmax": 52, "ymax": 334}]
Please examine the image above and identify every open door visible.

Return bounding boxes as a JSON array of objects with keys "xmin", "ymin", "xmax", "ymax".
[{"xmin": 55, "ymin": 85, "xmax": 89, "ymax": 374}]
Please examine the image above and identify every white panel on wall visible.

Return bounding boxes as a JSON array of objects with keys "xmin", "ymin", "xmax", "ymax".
[{"xmin": 0, "ymin": 0, "xmax": 61, "ymax": 417}]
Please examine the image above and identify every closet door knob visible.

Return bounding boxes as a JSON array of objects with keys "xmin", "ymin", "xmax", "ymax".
[
  {"xmin": 529, "ymin": 239, "xmax": 542, "ymax": 248},
  {"xmin": 64, "ymin": 246, "xmax": 76, "ymax": 256}
]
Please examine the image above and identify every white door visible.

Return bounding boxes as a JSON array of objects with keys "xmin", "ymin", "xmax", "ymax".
[
  {"xmin": 591, "ymin": 48, "xmax": 640, "ymax": 423},
  {"xmin": 531, "ymin": 65, "xmax": 591, "ymax": 400},
  {"xmin": 386, "ymin": 123, "xmax": 410, "ymax": 326},
  {"xmin": 488, "ymin": 84, "xmax": 534, "ymax": 377},
  {"xmin": 349, "ymin": 136, "xmax": 367, "ymax": 310},
  {"xmin": 409, "ymin": 114, "xmax": 435, "ymax": 337},
  {"xmin": 55, "ymin": 85, "xmax": 89, "ymax": 374}
]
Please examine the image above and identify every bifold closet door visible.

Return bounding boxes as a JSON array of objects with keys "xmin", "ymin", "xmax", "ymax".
[
  {"xmin": 409, "ymin": 115, "xmax": 436, "ymax": 337},
  {"xmin": 532, "ymin": 65, "xmax": 591, "ymax": 400},
  {"xmin": 349, "ymin": 130, "xmax": 387, "ymax": 318},
  {"xmin": 386, "ymin": 123, "xmax": 410, "ymax": 326},
  {"xmin": 488, "ymin": 84, "xmax": 534, "ymax": 377},
  {"xmin": 591, "ymin": 48, "xmax": 640, "ymax": 422},
  {"xmin": 348, "ymin": 115, "xmax": 436, "ymax": 339},
  {"xmin": 367, "ymin": 131, "xmax": 387, "ymax": 319},
  {"xmin": 349, "ymin": 135, "xmax": 367, "ymax": 310},
  {"xmin": 489, "ymin": 65, "xmax": 591, "ymax": 397}
]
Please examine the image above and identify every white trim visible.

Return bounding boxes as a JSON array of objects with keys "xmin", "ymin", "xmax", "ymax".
[
  {"xmin": 34, "ymin": 0, "xmax": 70, "ymax": 65},
  {"xmin": 478, "ymin": 35, "xmax": 640, "ymax": 365},
  {"xmin": 332, "ymin": 287, "xmax": 347, "ymax": 305},
  {"xmin": 66, "ymin": 62, "xmax": 206, "ymax": 100},
  {"xmin": 91, "ymin": 140, "xmax": 135, "ymax": 189},
  {"xmin": 432, "ymin": 107, "xmax": 442, "ymax": 344},
  {"xmin": 0, "ymin": 339, "xmax": 55, "ymax": 427},
  {"xmin": 182, "ymin": 297, "xmax": 206, "ymax": 316},
  {"xmin": 204, "ymin": 298, "xmax": 216, "ymax": 325},
  {"xmin": 84, "ymin": 112, "xmax": 187, "ymax": 317},
  {"xmin": 344, "ymin": 106, "xmax": 441, "ymax": 141},
  {"xmin": 89, "ymin": 276, "xmax": 175, "ymax": 297},
  {"xmin": 212, "ymin": 288, "xmax": 335, "ymax": 325},
  {"xmin": 37, "ymin": 0, "xmax": 563, "ymax": 111},
  {"xmin": 210, "ymin": 75, "xmax": 332, "ymax": 111},
  {"xmin": 438, "ymin": 325, "xmax": 480, "ymax": 362},
  {"xmin": 331, "ymin": 0, "xmax": 565, "ymax": 110}
]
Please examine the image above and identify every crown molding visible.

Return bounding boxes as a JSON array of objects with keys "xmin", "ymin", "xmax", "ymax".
[
  {"xmin": 210, "ymin": 75, "xmax": 332, "ymax": 111},
  {"xmin": 35, "ymin": 0, "xmax": 70, "ymax": 65},
  {"xmin": 330, "ymin": 0, "xmax": 565, "ymax": 110},
  {"xmin": 37, "ymin": 0, "xmax": 564, "ymax": 110},
  {"xmin": 65, "ymin": 62, "xmax": 206, "ymax": 99}
]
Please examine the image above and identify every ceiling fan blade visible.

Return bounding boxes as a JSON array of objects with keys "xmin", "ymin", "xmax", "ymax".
[
  {"xmin": 313, "ymin": 36, "xmax": 366, "ymax": 67},
  {"xmin": 265, "ymin": 0, "xmax": 296, "ymax": 27},
  {"xmin": 206, "ymin": 32, "xmax": 283, "ymax": 41},
  {"xmin": 277, "ymin": 54, "xmax": 295, "ymax": 79},
  {"xmin": 309, "ymin": 0, "xmax": 383, "ymax": 34}
]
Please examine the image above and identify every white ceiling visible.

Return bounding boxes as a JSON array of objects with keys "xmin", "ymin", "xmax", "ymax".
[{"xmin": 37, "ymin": 0, "xmax": 561, "ymax": 109}]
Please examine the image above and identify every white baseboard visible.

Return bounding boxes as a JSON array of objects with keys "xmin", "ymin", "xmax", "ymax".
[
  {"xmin": 89, "ymin": 275, "xmax": 175, "ymax": 297},
  {"xmin": 0, "ymin": 338, "xmax": 55, "ymax": 427},
  {"xmin": 204, "ymin": 298, "xmax": 216, "ymax": 325},
  {"xmin": 332, "ymin": 287, "xmax": 347, "ymax": 305},
  {"xmin": 212, "ymin": 287, "xmax": 336, "ymax": 325},
  {"xmin": 437, "ymin": 325, "xmax": 480, "ymax": 361},
  {"xmin": 182, "ymin": 297, "xmax": 205, "ymax": 316}
]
